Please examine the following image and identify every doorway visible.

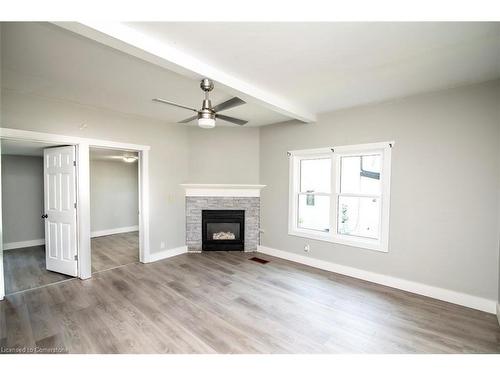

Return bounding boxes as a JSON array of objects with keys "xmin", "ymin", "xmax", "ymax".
[
  {"xmin": 1, "ymin": 139, "xmax": 78, "ymax": 294},
  {"xmin": 0, "ymin": 127, "xmax": 151, "ymax": 301},
  {"xmin": 89, "ymin": 147, "xmax": 140, "ymax": 273}
]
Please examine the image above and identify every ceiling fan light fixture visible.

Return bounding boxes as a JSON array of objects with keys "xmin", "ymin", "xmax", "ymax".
[{"xmin": 198, "ymin": 117, "xmax": 216, "ymax": 129}]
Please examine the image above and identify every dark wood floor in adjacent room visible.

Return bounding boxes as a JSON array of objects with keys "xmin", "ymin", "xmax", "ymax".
[{"xmin": 1, "ymin": 250, "xmax": 499, "ymax": 353}]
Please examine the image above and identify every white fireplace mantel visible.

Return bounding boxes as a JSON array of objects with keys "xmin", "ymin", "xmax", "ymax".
[{"xmin": 180, "ymin": 183, "xmax": 266, "ymax": 197}]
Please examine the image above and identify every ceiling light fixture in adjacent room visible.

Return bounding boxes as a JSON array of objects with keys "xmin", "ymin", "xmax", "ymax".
[{"xmin": 123, "ymin": 156, "xmax": 138, "ymax": 163}]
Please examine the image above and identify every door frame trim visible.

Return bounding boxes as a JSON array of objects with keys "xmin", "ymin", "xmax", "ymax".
[{"xmin": 0, "ymin": 128, "xmax": 151, "ymax": 300}]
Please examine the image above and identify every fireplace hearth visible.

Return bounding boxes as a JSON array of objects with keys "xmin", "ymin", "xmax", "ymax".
[{"xmin": 202, "ymin": 210, "xmax": 245, "ymax": 251}]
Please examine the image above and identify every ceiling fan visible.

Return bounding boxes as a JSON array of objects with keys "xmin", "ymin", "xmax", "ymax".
[{"xmin": 153, "ymin": 78, "xmax": 248, "ymax": 129}]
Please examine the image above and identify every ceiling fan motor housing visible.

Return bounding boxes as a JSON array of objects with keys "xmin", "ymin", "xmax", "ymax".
[
  {"xmin": 198, "ymin": 78, "xmax": 215, "ymax": 120},
  {"xmin": 198, "ymin": 108, "xmax": 215, "ymax": 121}
]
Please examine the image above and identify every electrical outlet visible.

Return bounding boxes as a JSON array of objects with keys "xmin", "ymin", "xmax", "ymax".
[
  {"xmin": 304, "ymin": 244, "xmax": 310, "ymax": 253},
  {"xmin": 160, "ymin": 241, "xmax": 166, "ymax": 249}
]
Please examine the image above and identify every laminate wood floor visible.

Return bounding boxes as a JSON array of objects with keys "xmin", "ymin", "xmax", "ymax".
[
  {"xmin": 2, "ymin": 232, "xmax": 139, "ymax": 296},
  {"xmin": 1, "ymin": 251, "xmax": 499, "ymax": 353},
  {"xmin": 91, "ymin": 232, "xmax": 139, "ymax": 273},
  {"xmin": 2, "ymin": 246, "xmax": 73, "ymax": 295}
]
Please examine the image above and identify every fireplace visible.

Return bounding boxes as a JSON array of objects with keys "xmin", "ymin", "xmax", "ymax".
[{"xmin": 202, "ymin": 210, "xmax": 245, "ymax": 251}]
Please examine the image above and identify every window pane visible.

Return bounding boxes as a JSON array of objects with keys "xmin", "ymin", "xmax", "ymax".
[
  {"xmin": 300, "ymin": 158, "xmax": 331, "ymax": 193},
  {"xmin": 337, "ymin": 196, "xmax": 380, "ymax": 239},
  {"xmin": 340, "ymin": 154, "xmax": 381, "ymax": 195},
  {"xmin": 298, "ymin": 194, "xmax": 330, "ymax": 232}
]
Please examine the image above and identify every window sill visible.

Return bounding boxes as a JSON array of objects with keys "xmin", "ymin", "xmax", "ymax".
[{"xmin": 288, "ymin": 229, "xmax": 388, "ymax": 253}]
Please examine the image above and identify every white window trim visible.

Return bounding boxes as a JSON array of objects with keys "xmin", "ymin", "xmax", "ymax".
[{"xmin": 288, "ymin": 141, "xmax": 393, "ymax": 252}]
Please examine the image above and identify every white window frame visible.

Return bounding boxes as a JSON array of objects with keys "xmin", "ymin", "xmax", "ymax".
[{"xmin": 288, "ymin": 141, "xmax": 393, "ymax": 252}]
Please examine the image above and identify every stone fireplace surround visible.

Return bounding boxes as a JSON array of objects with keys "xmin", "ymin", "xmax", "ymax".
[{"xmin": 182, "ymin": 184, "xmax": 265, "ymax": 252}]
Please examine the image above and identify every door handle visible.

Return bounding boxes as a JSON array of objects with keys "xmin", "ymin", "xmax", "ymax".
[{"xmin": 41, "ymin": 214, "xmax": 48, "ymax": 219}]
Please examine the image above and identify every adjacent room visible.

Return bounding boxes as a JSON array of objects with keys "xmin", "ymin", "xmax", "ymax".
[
  {"xmin": 0, "ymin": 21, "xmax": 499, "ymax": 355},
  {"xmin": 90, "ymin": 147, "xmax": 139, "ymax": 273},
  {"xmin": 1, "ymin": 139, "xmax": 76, "ymax": 294}
]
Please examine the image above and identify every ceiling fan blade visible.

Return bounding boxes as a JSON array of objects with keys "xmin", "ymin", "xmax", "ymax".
[
  {"xmin": 212, "ymin": 97, "xmax": 246, "ymax": 112},
  {"xmin": 178, "ymin": 115, "xmax": 198, "ymax": 123},
  {"xmin": 152, "ymin": 98, "xmax": 198, "ymax": 112},
  {"xmin": 216, "ymin": 114, "xmax": 248, "ymax": 126}
]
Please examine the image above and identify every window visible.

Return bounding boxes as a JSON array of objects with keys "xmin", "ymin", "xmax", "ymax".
[
  {"xmin": 288, "ymin": 142, "xmax": 393, "ymax": 252},
  {"xmin": 297, "ymin": 157, "xmax": 331, "ymax": 232}
]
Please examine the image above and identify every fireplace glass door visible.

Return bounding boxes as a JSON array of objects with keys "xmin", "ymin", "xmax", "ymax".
[{"xmin": 206, "ymin": 222, "xmax": 241, "ymax": 241}]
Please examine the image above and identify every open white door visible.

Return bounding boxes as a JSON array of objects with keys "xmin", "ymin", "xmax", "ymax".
[{"xmin": 43, "ymin": 146, "xmax": 78, "ymax": 276}]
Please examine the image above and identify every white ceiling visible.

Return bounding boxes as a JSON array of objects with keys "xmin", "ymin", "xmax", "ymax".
[
  {"xmin": 1, "ymin": 22, "xmax": 290, "ymax": 127},
  {"xmin": 126, "ymin": 22, "xmax": 500, "ymax": 114},
  {"xmin": 2, "ymin": 22, "xmax": 500, "ymax": 127},
  {"xmin": 1, "ymin": 139, "xmax": 56, "ymax": 156}
]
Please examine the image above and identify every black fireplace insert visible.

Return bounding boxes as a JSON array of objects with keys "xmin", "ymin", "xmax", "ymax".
[{"xmin": 202, "ymin": 210, "xmax": 245, "ymax": 251}]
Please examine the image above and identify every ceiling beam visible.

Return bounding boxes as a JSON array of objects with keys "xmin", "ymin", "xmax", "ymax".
[{"xmin": 52, "ymin": 22, "xmax": 316, "ymax": 123}]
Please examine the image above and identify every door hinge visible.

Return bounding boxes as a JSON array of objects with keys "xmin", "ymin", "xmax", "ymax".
[
  {"xmin": 73, "ymin": 161, "xmax": 76, "ymax": 166},
  {"xmin": 74, "ymin": 254, "xmax": 78, "ymax": 261},
  {"xmin": 74, "ymin": 202, "xmax": 77, "ymax": 208}
]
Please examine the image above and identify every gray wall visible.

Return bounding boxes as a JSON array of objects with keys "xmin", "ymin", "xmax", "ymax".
[
  {"xmin": 1, "ymin": 91, "xmax": 264, "ymax": 253},
  {"xmin": 90, "ymin": 159, "xmax": 138, "ymax": 232},
  {"xmin": 1, "ymin": 155, "xmax": 44, "ymax": 244},
  {"xmin": 2, "ymin": 90, "xmax": 189, "ymax": 254},
  {"xmin": 187, "ymin": 126, "xmax": 260, "ymax": 184},
  {"xmin": 260, "ymin": 80, "xmax": 500, "ymax": 301}
]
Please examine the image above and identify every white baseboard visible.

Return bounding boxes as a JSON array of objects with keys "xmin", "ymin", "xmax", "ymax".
[
  {"xmin": 3, "ymin": 238, "xmax": 45, "ymax": 250},
  {"xmin": 148, "ymin": 246, "xmax": 188, "ymax": 263},
  {"xmin": 257, "ymin": 245, "xmax": 497, "ymax": 314},
  {"xmin": 91, "ymin": 225, "xmax": 139, "ymax": 238}
]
